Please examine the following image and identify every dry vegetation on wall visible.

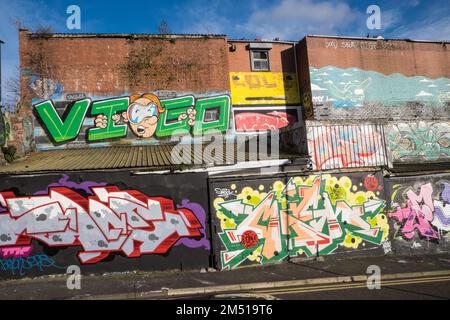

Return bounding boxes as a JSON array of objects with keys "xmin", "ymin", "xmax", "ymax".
[{"xmin": 118, "ymin": 39, "xmax": 201, "ymax": 91}]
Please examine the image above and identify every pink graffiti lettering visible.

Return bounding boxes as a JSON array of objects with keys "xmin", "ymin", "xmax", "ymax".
[
  {"xmin": 389, "ymin": 183, "xmax": 438, "ymax": 239},
  {"xmin": 0, "ymin": 246, "xmax": 33, "ymax": 258},
  {"xmin": 0, "ymin": 187, "xmax": 202, "ymax": 264}
]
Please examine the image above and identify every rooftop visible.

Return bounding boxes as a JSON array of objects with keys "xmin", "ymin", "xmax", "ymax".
[
  {"xmin": 304, "ymin": 34, "xmax": 450, "ymax": 44},
  {"xmin": 21, "ymin": 29, "xmax": 226, "ymax": 39},
  {"xmin": 0, "ymin": 143, "xmax": 299, "ymax": 175}
]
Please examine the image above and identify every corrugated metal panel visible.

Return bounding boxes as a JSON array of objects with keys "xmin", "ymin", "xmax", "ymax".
[{"xmin": 0, "ymin": 140, "xmax": 291, "ymax": 175}]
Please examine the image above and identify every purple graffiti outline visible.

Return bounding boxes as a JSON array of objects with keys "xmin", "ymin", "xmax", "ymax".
[
  {"xmin": 176, "ymin": 199, "xmax": 210, "ymax": 250},
  {"xmin": 434, "ymin": 182, "xmax": 450, "ymax": 229},
  {"xmin": 34, "ymin": 174, "xmax": 107, "ymax": 196}
]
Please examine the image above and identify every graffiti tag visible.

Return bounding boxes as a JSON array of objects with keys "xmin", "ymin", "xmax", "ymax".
[{"xmin": 0, "ymin": 254, "xmax": 64, "ymax": 276}]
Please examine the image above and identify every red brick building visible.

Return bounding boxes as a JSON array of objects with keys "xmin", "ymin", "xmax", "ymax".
[
  {"xmin": 297, "ymin": 35, "xmax": 450, "ymax": 120},
  {"xmin": 17, "ymin": 30, "xmax": 231, "ymax": 151}
]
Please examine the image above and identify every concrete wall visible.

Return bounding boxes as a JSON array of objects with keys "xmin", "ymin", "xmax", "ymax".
[
  {"xmin": 0, "ymin": 171, "xmax": 211, "ymax": 279},
  {"xmin": 209, "ymin": 171, "xmax": 388, "ymax": 270},
  {"xmin": 228, "ymin": 41, "xmax": 301, "ymax": 132},
  {"xmin": 299, "ymin": 36, "xmax": 450, "ymax": 120}
]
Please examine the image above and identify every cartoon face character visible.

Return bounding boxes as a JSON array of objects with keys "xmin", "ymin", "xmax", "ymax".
[
  {"xmin": 94, "ymin": 93, "xmax": 197, "ymax": 139},
  {"xmin": 123, "ymin": 94, "xmax": 164, "ymax": 138}
]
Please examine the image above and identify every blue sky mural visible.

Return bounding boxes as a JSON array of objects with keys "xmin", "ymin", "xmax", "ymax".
[
  {"xmin": 310, "ymin": 66, "xmax": 450, "ymax": 108},
  {"xmin": 0, "ymin": 0, "xmax": 449, "ymax": 108}
]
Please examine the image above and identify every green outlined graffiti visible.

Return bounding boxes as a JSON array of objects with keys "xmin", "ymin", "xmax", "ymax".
[
  {"xmin": 34, "ymin": 99, "xmax": 90, "ymax": 144},
  {"xmin": 88, "ymin": 97, "xmax": 129, "ymax": 142},
  {"xmin": 33, "ymin": 93, "xmax": 231, "ymax": 144},
  {"xmin": 214, "ymin": 174, "xmax": 389, "ymax": 270}
]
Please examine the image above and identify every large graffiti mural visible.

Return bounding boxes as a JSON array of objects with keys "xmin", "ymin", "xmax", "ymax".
[
  {"xmin": 310, "ymin": 66, "xmax": 450, "ymax": 108},
  {"xmin": 33, "ymin": 93, "xmax": 231, "ymax": 146},
  {"xmin": 230, "ymin": 72, "xmax": 300, "ymax": 106},
  {"xmin": 389, "ymin": 180, "xmax": 450, "ymax": 243},
  {"xmin": 307, "ymin": 124, "xmax": 387, "ymax": 170},
  {"xmin": 212, "ymin": 173, "xmax": 389, "ymax": 270},
  {"xmin": 0, "ymin": 186, "xmax": 202, "ymax": 264},
  {"xmin": 388, "ymin": 122, "xmax": 450, "ymax": 163}
]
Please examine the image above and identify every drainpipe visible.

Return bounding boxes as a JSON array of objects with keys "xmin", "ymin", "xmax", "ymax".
[{"xmin": 0, "ymin": 39, "xmax": 4, "ymax": 108}]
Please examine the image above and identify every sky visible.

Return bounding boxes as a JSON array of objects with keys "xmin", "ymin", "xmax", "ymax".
[{"xmin": 0, "ymin": 0, "xmax": 449, "ymax": 108}]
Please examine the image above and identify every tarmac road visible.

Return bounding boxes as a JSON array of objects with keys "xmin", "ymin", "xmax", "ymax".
[
  {"xmin": 252, "ymin": 274, "xmax": 450, "ymax": 300},
  {"xmin": 167, "ymin": 273, "xmax": 450, "ymax": 300}
]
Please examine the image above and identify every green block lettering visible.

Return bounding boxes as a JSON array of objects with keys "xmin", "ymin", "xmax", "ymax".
[{"xmin": 34, "ymin": 99, "xmax": 90, "ymax": 143}]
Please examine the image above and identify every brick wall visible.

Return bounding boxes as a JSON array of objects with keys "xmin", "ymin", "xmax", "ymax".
[
  {"xmin": 228, "ymin": 41, "xmax": 296, "ymax": 73},
  {"xmin": 20, "ymin": 30, "xmax": 230, "ymax": 102},
  {"xmin": 228, "ymin": 41, "xmax": 301, "ymax": 132},
  {"xmin": 17, "ymin": 30, "xmax": 231, "ymax": 152}
]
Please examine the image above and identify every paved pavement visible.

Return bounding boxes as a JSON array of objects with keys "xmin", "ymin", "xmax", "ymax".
[{"xmin": 0, "ymin": 253, "xmax": 449, "ymax": 300}]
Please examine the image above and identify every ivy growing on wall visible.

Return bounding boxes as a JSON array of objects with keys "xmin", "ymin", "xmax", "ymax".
[{"xmin": 119, "ymin": 38, "xmax": 200, "ymax": 91}]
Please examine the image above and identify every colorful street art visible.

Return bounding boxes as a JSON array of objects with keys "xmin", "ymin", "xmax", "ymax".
[
  {"xmin": 310, "ymin": 66, "xmax": 450, "ymax": 108},
  {"xmin": 34, "ymin": 93, "xmax": 231, "ymax": 144},
  {"xmin": 230, "ymin": 72, "xmax": 300, "ymax": 105},
  {"xmin": 213, "ymin": 174, "xmax": 388, "ymax": 269},
  {"xmin": 0, "ymin": 185, "xmax": 203, "ymax": 264},
  {"xmin": 234, "ymin": 108, "xmax": 299, "ymax": 132},
  {"xmin": 307, "ymin": 124, "xmax": 387, "ymax": 170},
  {"xmin": 388, "ymin": 122, "xmax": 450, "ymax": 162},
  {"xmin": 389, "ymin": 181, "xmax": 450, "ymax": 241}
]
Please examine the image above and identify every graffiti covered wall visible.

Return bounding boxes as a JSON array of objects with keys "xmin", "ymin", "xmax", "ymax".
[
  {"xmin": 307, "ymin": 123, "xmax": 388, "ymax": 170},
  {"xmin": 33, "ymin": 93, "xmax": 231, "ymax": 150},
  {"xmin": 310, "ymin": 66, "xmax": 450, "ymax": 109},
  {"xmin": 387, "ymin": 121, "xmax": 450, "ymax": 163},
  {"xmin": 230, "ymin": 72, "xmax": 301, "ymax": 132},
  {"xmin": 234, "ymin": 107, "xmax": 300, "ymax": 133},
  {"xmin": 0, "ymin": 171, "xmax": 210, "ymax": 279},
  {"xmin": 301, "ymin": 36, "xmax": 450, "ymax": 120},
  {"xmin": 386, "ymin": 174, "xmax": 450, "ymax": 253},
  {"xmin": 210, "ymin": 172, "xmax": 389, "ymax": 270}
]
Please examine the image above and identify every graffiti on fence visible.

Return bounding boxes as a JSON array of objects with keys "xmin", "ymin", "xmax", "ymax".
[
  {"xmin": 34, "ymin": 93, "xmax": 231, "ymax": 144},
  {"xmin": 307, "ymin": 124, "xmax": 387, "ymax": 170},
  {"xmin": 388, "ymin": 122, "xmax": 450, "ymax": 162},
  {"xmin": 0, "ymin": 183, "xmax": 204, "ymax": 264},
  {"xmin": 389, "ymin": 181, "xmax": 450, "ymax": 241},
  {"xmin": 214, "ymin": 174, "xmax": 388, "ymax": 269}
]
